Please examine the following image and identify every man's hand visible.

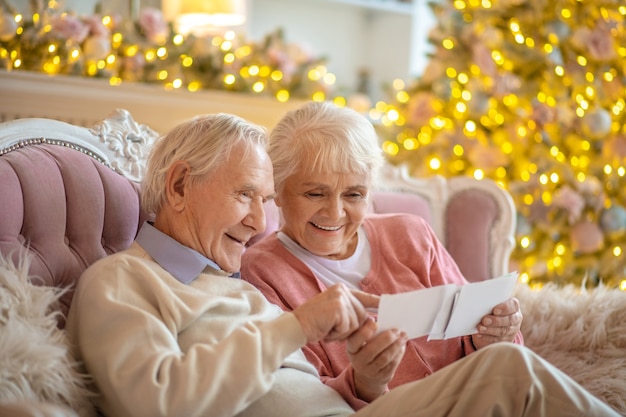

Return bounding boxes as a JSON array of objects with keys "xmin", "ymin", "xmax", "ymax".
[
  {"xmin": 293, "ymin": 284, "xmax": 374, "ymax": 343},
  {"xmin": 471, "ymin": 297, "xmax": 523, "ymax": 349},
  {"xmin": 346, "ymin": 317, "xmax": 407, "ymax": 402}
]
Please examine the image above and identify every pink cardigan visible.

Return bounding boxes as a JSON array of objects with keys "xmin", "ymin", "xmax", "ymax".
[{"xmin": 241, "ymin": 213, "xmax": 524, "ymax": 410}]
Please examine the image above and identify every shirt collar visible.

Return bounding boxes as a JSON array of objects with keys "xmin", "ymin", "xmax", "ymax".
[{"xmin": 136, "ymin": 222, "xmax": 240, "ymax": 284}]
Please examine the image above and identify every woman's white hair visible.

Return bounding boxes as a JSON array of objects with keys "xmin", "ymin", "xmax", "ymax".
[
  {"xmin": 141, "ymin": 113, "xmax": 268, "ymax": 214},
  {"xmin": 269, "ymin": 101, "xmax": 384, "ymax": 193}
]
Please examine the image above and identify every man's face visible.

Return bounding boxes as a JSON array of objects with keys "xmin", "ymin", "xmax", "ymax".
[
  {"xmin": 276, "ymin": 170, "xmax": 370, "ymax": 260},
  {"xmin": 185, "ymin": 143, "xmax": 274, "ymax": 272}
]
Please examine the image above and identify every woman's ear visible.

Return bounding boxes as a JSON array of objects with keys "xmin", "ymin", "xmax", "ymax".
[{"xmin": 165, "ymin": 160, "xmax": 191, "ymax": 212}]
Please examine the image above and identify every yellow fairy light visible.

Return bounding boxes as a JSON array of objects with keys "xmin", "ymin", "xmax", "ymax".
[
  {"xmin": 555, "ymin": 66, "xmax": 564, "ymax": 76},
  {"xmin": 181, "ymin": 56, "xmax": 193, "ymax": 67},
  {"xmin": 453, "ymin": 144, "xmax": 464, "ymax": 156},
  {"xmin": 157, "ymin": 70, "xmax": 168, "ymax": 80},
  {"xmin": 396, "ymin": 91, "xmax": 409, "ymax": 103},
  {"xmin": 473, "ymin": 169, "xmax": 484, "ymax": 180},
  {"xmin": 550, "ymin": 172, "xmax": 559, "ymax": 183},
  {"xmin": 613, "ymin": 246, "xmax": 622, "ymax": 257},
  {"xmin": 308, "ymin": 68, "xmax": 322, "ymax": 81},
  {"xmin": 561, "ymin": 8, "xmax": 572, "ymax": 19},
  {"xmin": 521, "ymin": 171, "xmax": 531, "ymax": 182},
  {"xmin": 382, "ymin": 141, "xmax": 399, "ymax": 156},
  {"xmin": 519, "ymin": 272, "xmax": 529, "ymax": 284},
  {"xmin": 224, "ymin": 74, "xmax": 236, "ymax": 85},
  {"xmin": 252, "ymin": 81, "xmax": 264, "ymax": 93},
  {"xmin": 442, "ymin": 39, "xmax": 455, "ymax": 50},
  {"xmin": 618, "ymin": 167, "xmax": 625, "ymax": 176},
  {"xmin": 323, "ymin": 73, "xmax": 336, "ymax": 85},
  {"xmin": 456, "ymin": 102, "xmax": 467, "ymax": 113},
  {"xmin": 270, "ymin": 70, "xmax": 283, "ymax": 81},
  {"xmin": 332, "ymin": 96, "xmax": 345, "ymax": 107},
  {"xmin": 173, "ymin": 34, "xmax": 184, "ymax": 45},
  {"xmin": 156, "ymin": 47, "xmax": 167, "ymax": 59},
  {"xmin": 604, "ymin": 164, "xmax": 613, "ymax": 175},
  {"xmin": 403, "ymin": 138, "xmax": 418, "ymax": 150},
  {"xmin": 523, "ymin": 194, "xmax": 534, "ymax": 205},
  {"xmin": 221, "ymin": 41, "xmax": 232, "ymax": 51},
  {"xmin": 429, "ymin": 157, "xmax": 442, "ymax": 170},
  {"xmin": 392, "ymin": 79, "xmax": 405, "ymax": 90},
  {"xmin": 187, "ymin": 81, "xmax": 201, "ymax": 91},
  {"xmin": 312, "ymin": 91, "xmax": 325, "ymax": 102},
  {"xmin": 457, "ymin": 73, "xmax": 469, "ymax": 84},
  {"xmin": 172, "ymin": 78, "xmax": 183, "ymax": 89},
  {"xmin": 224, "ymin": 52, "xmax": 235, "ymax": 64},
  {"xmin": 259, "ymin": 66, "xmax": 271, "ymax": 77}
]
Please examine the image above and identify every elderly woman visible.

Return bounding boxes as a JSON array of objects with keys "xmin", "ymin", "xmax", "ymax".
[{"xmin": 241, "ymin": 101, "xmax": 524, "ymax": 410}]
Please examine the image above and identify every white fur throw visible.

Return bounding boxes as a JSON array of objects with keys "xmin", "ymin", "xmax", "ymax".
[
  {"xmin": 0, "ymin": 254, "xmax": 96, "ymax": 417},
  {"xmin": 515, "ymin": 283, "xmax": 626, "ymax": 416}
]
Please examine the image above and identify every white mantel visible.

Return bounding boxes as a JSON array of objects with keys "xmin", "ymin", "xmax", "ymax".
[{"xmin": 0, "ymin": 70, "xmax": 305, "ymax": 133}]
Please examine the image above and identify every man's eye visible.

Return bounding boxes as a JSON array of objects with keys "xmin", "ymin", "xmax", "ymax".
[{"xmin": 305, "ymin": 192, "xmax": 324, "ymax": 198}]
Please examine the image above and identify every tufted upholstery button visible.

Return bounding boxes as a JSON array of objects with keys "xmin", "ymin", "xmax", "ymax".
[
  {"xmin": 64, "ymin": 236, "xmax": 70, "ymax": 245},
  {"xmin": 17, "ymin": 234, "xmax": 26, "ymax": 244},
  {"xmin": 101, "ymin": 237, "xmax": 106, "ymax": 247},
  {"xmin": 424, "ymin": 372, "xmax": 431, "ymax": 378}
]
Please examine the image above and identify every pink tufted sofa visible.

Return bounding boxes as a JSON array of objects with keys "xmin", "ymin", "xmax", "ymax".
[{"xmin": 0, "ymin": 110, "xmax": 516, "ymax": 415}]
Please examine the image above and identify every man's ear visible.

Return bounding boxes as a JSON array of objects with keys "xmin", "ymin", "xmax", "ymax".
[{"xmin": 165, "ymin": 160, "xmax": 191, "ymax": 212}]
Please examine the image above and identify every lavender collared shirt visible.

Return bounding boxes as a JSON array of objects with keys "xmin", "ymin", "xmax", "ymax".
[{"xmin": 136, "ymin": 222, "xmax": 239, "ymax": 284}]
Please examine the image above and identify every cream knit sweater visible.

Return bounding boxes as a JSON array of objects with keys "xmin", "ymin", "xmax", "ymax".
[{"xmin": 66, "ymin": 242, "xmax": 353, "ymax": 417}]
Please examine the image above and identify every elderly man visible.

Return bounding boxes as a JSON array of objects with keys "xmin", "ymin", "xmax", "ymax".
[{"xmin": 66, "ymin": 113, "xmax": 619, "ymax": 417}]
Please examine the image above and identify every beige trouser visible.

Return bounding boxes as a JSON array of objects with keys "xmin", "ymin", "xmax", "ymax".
[{"xmin": 353, "ymin": 343, "xmax": 619, "ymax": 417}]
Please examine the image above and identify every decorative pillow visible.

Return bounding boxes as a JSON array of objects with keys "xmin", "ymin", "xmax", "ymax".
[
  {"xmin": 0, "ymin": 253, "xmax": 96, "ymax": 417},
  {"xmin": 515, "ymin": 283, "xmax": 626, "ymax": 415}
]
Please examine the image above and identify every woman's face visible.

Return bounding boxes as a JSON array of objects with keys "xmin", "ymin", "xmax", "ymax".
[{"xmin": 276, "ymin": 169, "xmax": 371, "ymax": 260}]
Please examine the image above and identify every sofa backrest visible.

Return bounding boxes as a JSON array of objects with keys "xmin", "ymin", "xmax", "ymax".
[
  {"xmin": 0, "ymin": 109, "xmax": 516, "ymax": 328},
  {"xmin": 0, "ymin": 110, "xmax": 157, "ymax": 325}
]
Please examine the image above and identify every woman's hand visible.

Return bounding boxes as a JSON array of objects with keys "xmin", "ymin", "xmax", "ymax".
[
  {"xmin": 471, "ymin": 297, "xmax": 523, "ymax": 349},
  {"xmin": 346, "ymin": 317, "xmax": 408, "ymax": 402}
]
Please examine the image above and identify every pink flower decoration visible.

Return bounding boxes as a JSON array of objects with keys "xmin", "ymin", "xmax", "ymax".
[
  {"xmin": 467, "ymin": 145, "xmax": 508, "ymax": 171},
  {"xmin": 553, "ymin": 186, "xmax": 585, "ymax": 224},
  {"xmin": 83, "ymin": 15, "xmax": 110, "ymax": 38},
  {"xmin": 51, "ymin": 14, "xmax": 89, "ymax": 43},
  {"xmin": 406, "ymin": 92, "xmax": 436, "ymax": 127},
  {"xmin": 531, "ymin": 102, "xmax": 556, "ymax": 126},
  {"xmin": 138, "ymin": 7, "xmax": 168, "ymax": 43},
  {"xmin": 570, "ymin": 220, "xmax": 604, "ymax": 255}
]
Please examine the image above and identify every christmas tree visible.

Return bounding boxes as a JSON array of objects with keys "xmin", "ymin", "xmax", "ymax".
[{"xmin": 374, "ymin": 0, "xmax": 626, "ymax": 289}]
